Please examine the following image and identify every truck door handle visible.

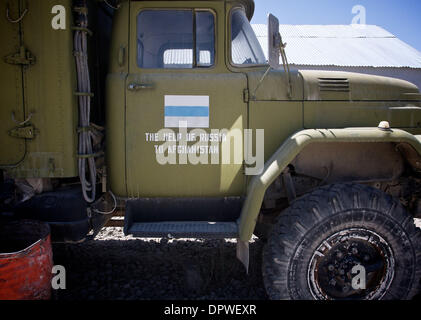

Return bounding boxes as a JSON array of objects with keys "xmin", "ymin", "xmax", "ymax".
[{"xmin": 127, "ymin": 83, "xmax": 154, "ymax": 91}]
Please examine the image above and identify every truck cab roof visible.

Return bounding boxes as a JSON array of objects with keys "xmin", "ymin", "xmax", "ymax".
[{"xmin": 130, "ymin": 0, "xmax": 255, "ymax": 20}]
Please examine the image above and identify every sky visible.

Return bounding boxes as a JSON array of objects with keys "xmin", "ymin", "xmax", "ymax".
[{"xmin": 251, "ymin": 0, "xmax": 421, "ymax": 52}]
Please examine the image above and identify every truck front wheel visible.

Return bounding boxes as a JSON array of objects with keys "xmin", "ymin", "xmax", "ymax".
[{"xmin": 262, "ymin": 183, "xmax": 421, "ymax": 300}]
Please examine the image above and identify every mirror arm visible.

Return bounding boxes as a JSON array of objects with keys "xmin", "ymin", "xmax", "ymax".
[
  {"xmin": 280, "ymin": 41, "xmax": 292, "ymax": 99},
  {"xmin": 251, "ymin": 66, "xmax": 272, "ymax": 99}
]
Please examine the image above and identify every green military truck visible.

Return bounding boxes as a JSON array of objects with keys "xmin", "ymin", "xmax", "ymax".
[{"xmin": 1, "ymin": 0, "xmax": 421, "ymax": 300}]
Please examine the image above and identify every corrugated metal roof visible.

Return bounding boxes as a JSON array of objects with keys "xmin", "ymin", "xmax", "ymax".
[
  {"xmin": 252, "ymin": 24, "xmax": 421, "ymax": 68},
  {"xmin": 163, "ymin": 49, "xmax": 211, "ymax": 67}
]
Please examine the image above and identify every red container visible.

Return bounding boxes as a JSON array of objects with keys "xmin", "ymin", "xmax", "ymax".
[{"xmin": 0, "ymin": 220, "xmax": 53, "ymax": 300}]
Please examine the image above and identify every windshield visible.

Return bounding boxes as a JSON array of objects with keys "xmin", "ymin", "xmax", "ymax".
[{"xmin": 231, "ymin": 8, "xmax": 266, "ymax": 65}]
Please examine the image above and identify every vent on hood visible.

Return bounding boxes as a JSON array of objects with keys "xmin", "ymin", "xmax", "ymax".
[{"xmin": 318, "ymin": 78, "xmax": 350, "ymax": 92}]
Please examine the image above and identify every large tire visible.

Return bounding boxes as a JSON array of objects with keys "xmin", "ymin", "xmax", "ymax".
[{"xmin": 263, "ymin": 183, "xmax": 421, "ymax": 300}]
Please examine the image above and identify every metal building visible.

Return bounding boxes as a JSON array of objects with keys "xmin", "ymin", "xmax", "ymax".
[{"xmin": 253, "ymin": 24, "xmax": 421, "ymax": 90}]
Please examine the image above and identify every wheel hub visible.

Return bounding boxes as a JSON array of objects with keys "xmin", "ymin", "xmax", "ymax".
[{"xmin": 308, "ymin": 228, "xmax": 395, "ymax": 300}]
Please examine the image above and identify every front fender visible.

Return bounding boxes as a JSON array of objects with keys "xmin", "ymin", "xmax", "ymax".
[{"xmin": 238, "ymin": 127, "xmax": 421, "ymax": 241}]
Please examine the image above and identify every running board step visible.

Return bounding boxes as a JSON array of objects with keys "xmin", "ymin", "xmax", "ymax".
[{"xmin": 125, "ymin": 221, "xmax": 239, "ymax": 239}]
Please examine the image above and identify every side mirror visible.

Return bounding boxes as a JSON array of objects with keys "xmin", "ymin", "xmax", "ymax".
[{"xmin": 268, "ymin": 14, "xmax": 281, "ymax": 69}]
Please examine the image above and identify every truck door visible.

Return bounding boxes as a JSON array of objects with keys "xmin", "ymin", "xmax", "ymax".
[
  {"xmin": 0, "ymin": 1, "xmax": 26, "ymax": 167},
  {"xmin": 126, "ymin": 2, "xmax": 248, "ymax": 198}
]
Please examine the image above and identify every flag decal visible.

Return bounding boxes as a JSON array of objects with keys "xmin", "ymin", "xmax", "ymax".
[{"xmin": 164, "ymin": 95, "xmax": 209, "ymax": 128}]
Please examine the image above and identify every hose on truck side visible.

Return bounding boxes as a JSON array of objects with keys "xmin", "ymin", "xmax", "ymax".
[{"xmin": 74, "ymin": 1, "xmax": 96, "ymax": 203}]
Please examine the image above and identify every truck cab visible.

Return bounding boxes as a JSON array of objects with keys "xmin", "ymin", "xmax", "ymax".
[{"xmin": 1, "ymin": 0, "xmax": 421, "ymax": 300}]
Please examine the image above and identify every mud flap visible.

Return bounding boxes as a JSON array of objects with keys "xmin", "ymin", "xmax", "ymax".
[{"xmin": 236, "ymin": 239, "xmax": 250, "ymax": 274}]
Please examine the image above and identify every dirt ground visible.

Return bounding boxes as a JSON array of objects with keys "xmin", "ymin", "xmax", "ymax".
[
  {"xmin": 52, "ymin": 219, "xmax": 421, "ymax": 300},
  {"xmin": 52, "ymin": 228, "xmax": 267, "ymax": 300}
]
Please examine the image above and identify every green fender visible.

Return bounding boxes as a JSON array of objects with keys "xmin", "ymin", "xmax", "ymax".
[{"xmin": 237, "ymin": 127, "xmax": 421, "ymax": 242}]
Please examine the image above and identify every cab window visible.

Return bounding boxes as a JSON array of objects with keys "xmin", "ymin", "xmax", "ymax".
[
  {"xmin": 137, "ymin": 10, "xmax": 215, "ymax": 69},
  {"xmin": 231, "ymin": 8, "xmax": 266, "ymax": 65}
]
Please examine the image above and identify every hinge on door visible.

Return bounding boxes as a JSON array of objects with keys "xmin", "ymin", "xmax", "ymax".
[
  {"xmin": 4, "ymin": 46, "xmax": 36, "ymax": 66},
  {"xmin": 242, "ymin": 160, "xmax": 250, "ymax": 175},
  {"xmin": 243, "ymin": 89, "xmax": 249, "ymax": 103},
  {"xmin": 8, "ymin": 125, "xmax": 36, "ymax": 139}
]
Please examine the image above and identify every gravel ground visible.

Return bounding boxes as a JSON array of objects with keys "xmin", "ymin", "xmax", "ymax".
[
  {"xmin": 52, "ymin": 219, "xmax": 421, "ymax": 300},
  {"xmin": 52, "ymin": 228, "xmax": 267, "ymax": 300}
]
